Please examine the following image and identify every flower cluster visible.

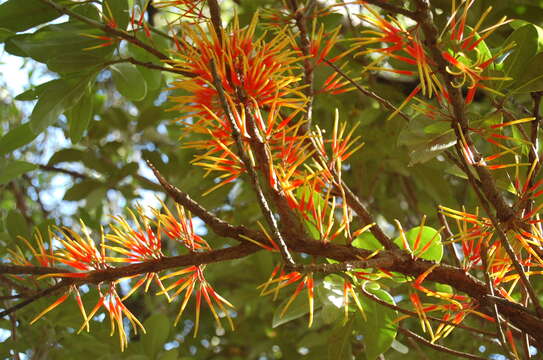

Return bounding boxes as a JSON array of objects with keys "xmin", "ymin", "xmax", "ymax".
[{"xmin": 10, "ymin": 204, "xmax": 232, "ymax": 350}]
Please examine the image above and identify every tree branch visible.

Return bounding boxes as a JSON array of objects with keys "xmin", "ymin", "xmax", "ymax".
[
  {"xmin": 324, "ymin": 58, "xmax": 411, "ymax": 123},
  {"xmin": 146, "ymin": 160, "xmax": 265, "ymax": 244},
  {"xmin": 399, "ymin": 328, "xmax": 486, "ymax": 360}
]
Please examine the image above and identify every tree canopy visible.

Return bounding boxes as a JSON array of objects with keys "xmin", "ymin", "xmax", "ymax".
[{"xmin": 1, "ymin": 0, "xmax": 543, "ymax": 359}]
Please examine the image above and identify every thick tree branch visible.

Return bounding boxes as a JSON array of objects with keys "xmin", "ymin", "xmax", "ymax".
[{"xmin": 0, "ymin": 244, "xmax": 260, "ymax": 318}]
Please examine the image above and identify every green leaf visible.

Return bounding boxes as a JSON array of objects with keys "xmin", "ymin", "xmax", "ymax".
[
  {"xmin": 67, "ymin": 86, "xmax": 94, "ymax": 143},
  {"xmin": 5, "ymin": 22, "xmax": 113, "ymax": 73},
  {"xmin": 142, "ymin": 314, "xmax": 171, "ymax": 359},
  {"xmin": 327, "ymin": 319, "xmax": 353, "ymax": 360},
  {"xmin": 111, "ymin": 63, "xmax": 148, "ymax": 101},
  {"xmin": 356, "ymin": 284, "xmax": 398, "ymax": 360},
  {"xmin": 104, "ymin": 0, "xmax": 129, "ymax": 30},
  {"xmin": 6, "ymin": 210, "xmax": 31, "ymax": 241},
  {"xmin": 393, "ymin": 225, "xmax": 443, "ymax": 262},
  {"xmin": 48, "ymin": 149, "xmax": 86, "ymax": 165},
  {"xmin": 500, "ymin": 24, "xmax": 540, "ymax": 89},
  {"xmin": 0, "ymin": 160, "xmax": 37, "ymax": 186},
  {"xmin": 0, "ymin": 124, "xmax": 38, "ymax": 156},
  {"xmin": 159, "ymin": 350, "xmax": 179, "ymax": 360},
  {"xmin": 0, "ymin": 0, "xmax": 63, "ymax": 33},
  {"xmin": 30, "ymin": 76, "xmax": 93, "ymax": 133},
  {"xmin": 512, "ymin": 53, "xmax": 543, "ymax": 93},
  {"xmin": 272, "ymin": 290, "xmax": 315, "ymax": 328},
  {"xmin": 352, "ymin": 232, "xmax": 383, "ymax": 252},
  {"xmin": 63, "ymin": 180, "xmax": 103, "ymax": 201},
  {"xmin": 0, "ymin": 28, "xmax": 14, "ymax": 43}
]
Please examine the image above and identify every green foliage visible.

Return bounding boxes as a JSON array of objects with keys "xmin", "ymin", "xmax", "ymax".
[{"xmin": 1, "ymin": 0, "xmax": 543, "ymax": 359}]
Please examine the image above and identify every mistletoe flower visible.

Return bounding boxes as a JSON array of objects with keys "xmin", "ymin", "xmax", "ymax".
[
  {"xmin": 169, "ymin": 13, "xmax": 305, "ymax": 121},
  {"xmin": 159, "ymin": 265, "xmax": 235, "ymax": 336}
]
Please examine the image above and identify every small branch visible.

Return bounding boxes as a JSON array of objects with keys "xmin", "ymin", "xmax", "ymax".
[
  {"xmin": 437, "ymin": 208, "xmax": 462, "ymax": 267},
  {"xmin": 362, "ymin": 0, "xmax": 418, "ymax": 20},
  {"xmin": 207, "ymin": 0, "xmax": 223, "ymax": 43},
  {"xmin": 38, "ymin": 0, "xmax": 187, "ymax": 67},
  {"xmin": 342, "ymin": 184, "xmax": 398, "ymax": 250},
  {"xmin": 481, "ymin": 243, "xmax": 516, "ymax": 358},
  {"xmin": 146, "ymin": 160, "xmax": 266, "ymax": 243},
  {"xmin": 0, "ymin": 280, "xmax": 72, "ymax": 318},
  {"xmin": 288, "ymin": 0, "xmax": 315, "ymax": 127},
  {"xmin": 359, "ymin": 284, "xmax": 497, "ymax": 337},
  {"xmin": 209, "ymin": 60, "xmax": 296, "ymax": 266},
  {"xmin": 0, "ymin": 244, "xmax": 259, "ymax": 318},
  {"xmin": 461, "ymin": 159, "xmax": 543, "ymax": 320},
  {"xmin": 39, "ymin": 164, "xmax": 87, "ymax": 179},
  {"xmin": 104, "ymin": 57, "xmax": 195, "ymax": 77},
  {"xmin": 413, "ymin": 0, "xmax": 515, "ymax": 223},
  {"xmin": 324, "ymin": 58, "xmax": 411, "ymax": 123},
  {"xmin": 399, "ymin": 328, "xmax": 486, "ymax": 360}
]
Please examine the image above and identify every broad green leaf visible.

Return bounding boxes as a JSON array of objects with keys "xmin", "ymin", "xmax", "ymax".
[
  {"xmin": 500, "ymin": 25, "xmax": 540, "ymax": 89},
  {"xmin": 393, "ymin": 225, "xmax": 443, "ymax": 261},
  {"xmin": 67, "ymin": 86, "xmax": 94, "ymax": 143},
  {"xmin": 111, "ymin": 63, "xmax": 148, "ymax": 101},
  {"xmin": 104, "ymin": 0, "xmax": 129, "ymax": 30},
  {"xmin": 327, "ymin": 319, "xmax": 353, "ymax": 360},
  {"xmin": 356, "ymin": 284, "xmax": 398, "ymax": 360},
  {"xmin": 6, "ymin": 210, "xmax": 31, "ymax": 241},
  {"xmin": 63, "ymin": 180, "xmax": 103, "ymax": 201},
  {"xmin": 70, "ymin": 3, "xmax": 101, "ymax": 21},
  {"xmin": 272, "ymin": 289, "xmax": 315, "ymax": 328},
  {"xmin": 0, "ymin": 160, "xmax": 37, "ymax": 186},
  {"xmin": 398, "ymin": 118, "xmax": 456, "ymax": 165},
  {"xmin": 512, "ymin": 53, "xmax": 543, "ymax": 93},
  {"xmin": 5, "ymin": 22, "xmax": 113, "ymax": 73},
  {"xmin": 0, "ymin": 0, "xmax": 63, "ymax": 33},
  {"xmin": 48, "ymin": 148, "xmax": 87, "ymax": 165},
  {"xmin": 352, "ymin": 231, "xmax": 383, "ymax": 252},
  {"xmin": 139, "ymin": 66, "xmax": 163, "ymax": 91},
  {"xmin": 142, "ymin": 314, "xmax": 171, "ymax": 359},
  {"xmin": 0, "ymin": 28, "xmax": 14, "ymax": 43},
  {"xmin": 0, "ymin": 124, "xmax": 38, "ymax": 156},
  {"xmin": 30, "ymin": 77, "xmax": 91, "ymax": 133}
]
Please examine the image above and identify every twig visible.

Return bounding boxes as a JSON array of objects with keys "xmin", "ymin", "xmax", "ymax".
[
  {"xmin": 324, "ymin": 58, "xmax": 411, "ymax": 123},
  {"xmin": 342, "ymin": 183, "xmax": 398, "ymax": 250},
  {"xmin": 103, "ymin": 57, "xmax": 195, "ymax": 77},
  {"xmin": 0, "ymin": 244, "xmax": 259, "ymax": 318},
  {"xmin": 208, "ymin": 60, "xmax": 296, "ymax": 266},
  {"xmin": 412, "ymin": 0, "xmax": 515, "ymax": 224},
  {"xmin": 38, "ymin": 0, "xmax": 193, "ymax": 73},
  {"xmin": 359, "ymin": 284, "xmax": 497, "ymax": 337},
  {"xmin": 288, "ymin": 0, "xmax": 315, "ymax": 127},
  {"xmin": 0, "ymin": 280, "xmax": 72, "ymax": 318},
  {"xmin": 399, "ymin": 328, "xmax": 486, "ymax": 360},
  {"xmin": 363, "ymin": 0, "xmax": 418, "ymax": 20},
  {"xmin": 146, "ymin": 160, "xmax": 266, "ymax": 244},
  {"xmin": 39, "ymin": 164, "xmax": 87, "ymax": 179},
  {"xmin": 437, "ymin": 207, "xmax": 462, "ymax": 267},
  {"xmin": 481, "ymin": 242, "xmax": 517, "ymax": 358}
]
